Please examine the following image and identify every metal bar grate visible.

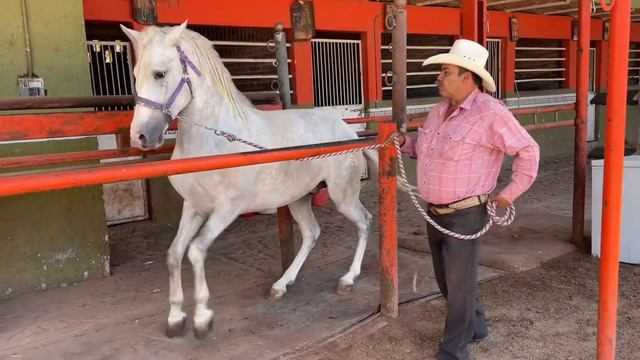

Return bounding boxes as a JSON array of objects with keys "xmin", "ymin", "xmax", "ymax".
[
  {"xmin": 515, "ymin": 39, "xmax": 566, "ymax": 91},
  {"xmin": 311, "ymin": 39, "xmax": 363, "ymax": 107},
  {"xmin": 86, "ymin": 41, "xmax": 135, "ymax": 112},
  {"xmin": 487, "ymin": 39, "xmax": 501, "ymax": 99}
]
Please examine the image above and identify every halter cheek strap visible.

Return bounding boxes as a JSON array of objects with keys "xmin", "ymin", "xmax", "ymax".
[{"xmin": 135, "ymin": 46, "xmax": 202, "ymax": 120}]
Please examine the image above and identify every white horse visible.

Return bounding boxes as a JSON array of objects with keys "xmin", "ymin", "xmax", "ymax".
[{"xmin": 121, "ymin": 22, "xmax": 377, "ymax": 339}]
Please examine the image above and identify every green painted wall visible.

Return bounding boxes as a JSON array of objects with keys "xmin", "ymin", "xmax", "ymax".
[
  {"xmin": 596, "ymin": 105, "xmax": 640, "ymax": 149},
  {"xmin": 0, "ymin": 0, "xmax": 109, "ymax": 299}
]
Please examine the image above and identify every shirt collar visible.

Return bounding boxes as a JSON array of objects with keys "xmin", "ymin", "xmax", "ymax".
[
  {"xmin": 437, "ymin": 88, "xmax": 481, "ymax": 119},
  {"xmin": 459, "ymin": 88, "xmax": 481, "ymax": 111}
]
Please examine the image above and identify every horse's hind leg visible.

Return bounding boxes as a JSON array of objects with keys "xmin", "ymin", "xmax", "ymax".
[
  {"xmin": 270, "ymin": 195, "xmax": 321, "ymax": 300},
  {"xmin": 328, "ymin": 182, "xmax": 372, "ymax": 294},
  {"xmin": 166, "ymin": 202, "xmax": 205, "ymax": 337},
  {"xmin": 187, "ymin": 206, "xmax": 238, "ymax": 339}
]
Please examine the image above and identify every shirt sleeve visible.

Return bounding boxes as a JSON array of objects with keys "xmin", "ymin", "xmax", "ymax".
[{"xmin": 490, "ymin": 110, "xmax": 540, "ymax": 203}]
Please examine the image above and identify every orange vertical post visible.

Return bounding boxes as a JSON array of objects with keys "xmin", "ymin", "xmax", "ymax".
[
  {"xmin": 597, "ymin": 1, "xmax": 631, "ymax": 359},
  {"xmin": 379, "ymin": 0, "xmax": 403, "ymax": 318},
  {"xmin": 478, "ymin": 0, "xmax": 488, "ymax": 46},
  {"xmin": 461, "ymin": 0, "xmax": 478, "ymax": 42},
  {"xmin": 503, "ymin": 38, "xmax": 516, "ymax": 95},
  {"xmin": 564, "ymin": 39, "xmax": 578, "ymax": 90},
  {"xmin": 596, "ymin": 40, "xmax": 609, "ymax": 90},
  {"xmin": 363, "ymin": 28, "xmax": 382, "ymax": 107},
  {"xmin": 291, "ymin": 40, "xmax": 314, "ymax": 107},
  {"xmin": 571, "ymin": 0, "xmax": 591, "ymax": 248},
  {"xmin": 378, "ymin": 120, "xmax": 398, "ymax": 318}
]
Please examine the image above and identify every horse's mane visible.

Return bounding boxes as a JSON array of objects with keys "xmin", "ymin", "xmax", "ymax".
[{"xmin": 158, "ymin": 26, "xmax": 253, "ymax": 122}]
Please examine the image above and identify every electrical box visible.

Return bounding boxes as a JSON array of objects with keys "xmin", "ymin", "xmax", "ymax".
[
  {"xmin": 18, "ymin": 77, "xmax": 46, "ymax": 97},
  {"xmin": 591, "ymin": 155, "xmax": 640, "ymax": 264}
]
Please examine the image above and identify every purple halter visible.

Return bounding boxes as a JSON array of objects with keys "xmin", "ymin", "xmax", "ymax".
[{"xmin": 135, "ymin": 46, "xmax": 202, "ymax": 120}]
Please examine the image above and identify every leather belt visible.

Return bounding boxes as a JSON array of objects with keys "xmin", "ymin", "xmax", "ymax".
[{"xmin": 427, "ymin": 195, "xmax": 489, "ymax": 216}]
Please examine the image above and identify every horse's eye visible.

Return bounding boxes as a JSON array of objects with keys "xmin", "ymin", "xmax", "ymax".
[{"xmin": 154, "ymin": 71, "xmax": 166, "ymax": 80}]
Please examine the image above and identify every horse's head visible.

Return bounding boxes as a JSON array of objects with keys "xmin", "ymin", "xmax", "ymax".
[{"xmin": 121, "ymin": 21, "xmax": 200, "ymax": 150}]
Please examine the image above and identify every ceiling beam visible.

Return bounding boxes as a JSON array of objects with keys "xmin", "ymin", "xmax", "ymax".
[
  {"xmin": 505, "ymin": 0, "xmax": 571, "ymax": 13},
  {"xmin": 545, "ymin": 7, "xmax": 579, "ymax": 15},
  {"xmin": 488, "ymin": 0, "xmax": 525, "ymax": 7},
  {"xmin": 412, "ymin": 0, "xmax": 455, "ymax": 5}
]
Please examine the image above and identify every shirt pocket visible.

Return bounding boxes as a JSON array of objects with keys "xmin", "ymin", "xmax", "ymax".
[{"xmin": 441, "ymin": 132, "xmax": 467, "ymax": 161}]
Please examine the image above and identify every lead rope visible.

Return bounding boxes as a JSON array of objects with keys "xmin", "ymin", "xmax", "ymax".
[
  {"xmin": 393, "ymin": 135, "xmax": 515, "ymax": 240},
  {"xmin": 174, "ymin": 114, "xmax": 395, "ymax": 160},
  {"xmin": 390, "ymin": 135, "xmax": 517, "ymax": 293}
]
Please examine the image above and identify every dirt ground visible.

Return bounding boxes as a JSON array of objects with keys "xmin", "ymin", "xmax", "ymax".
[
  {"xmin": 290, "ymin": 154, "xmax": 640, "ymax": 360},
  {"xmin": 2, "ymin": 154, "xmax": 639, "ymax": 360},
  {"xmin": 297, "ymin": 252, "xmax": 640, "ymax": 360}
]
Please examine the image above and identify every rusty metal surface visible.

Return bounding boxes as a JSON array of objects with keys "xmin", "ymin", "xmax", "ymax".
[
  {"xmin": 133, "ymin": 0, "xmax": 157, "ymax": 24},
  {"xmin": 572, "ymin": 0, "xmax": 591, "ymax": 249},
  {"xmin": 378, "ymin": 122, "xmax": 399, "ymax": 318},
  {"xmin": 291, "ymin": 0, "xmax": 316, "ymax": 41},
  {"xmin": 0, "ymin": 96, "xmax": 134, "ymax": 111}
]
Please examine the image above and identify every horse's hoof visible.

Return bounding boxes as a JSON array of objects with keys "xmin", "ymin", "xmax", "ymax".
[
  {"xmin": 336, "ymin": 281, "xmax": 353, "ymax": 295},
  {"xmin": 166, "ymin": 315, "xmax": 187, "ymax": 338},
  {"xmin": 269, "ymin": 287, "xmax": 286, "ymax": 300},
  {"xmin": 193, "ymin": 315, "xmax": 214, "ymax": 340}
]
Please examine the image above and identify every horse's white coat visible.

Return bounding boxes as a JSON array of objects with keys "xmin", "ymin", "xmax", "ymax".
[{"xmin": 122, "ymin": 22, "xmax": 376, "ymax": 338}]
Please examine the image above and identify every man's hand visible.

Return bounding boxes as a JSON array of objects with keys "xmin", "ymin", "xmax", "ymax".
[
  {"xmin": 490, "ymin": 195, "xmax": 511, "ymax": 209},
  {"xmin": 393, "ymin": 131, "xmax": 406, "ymax": 146}
]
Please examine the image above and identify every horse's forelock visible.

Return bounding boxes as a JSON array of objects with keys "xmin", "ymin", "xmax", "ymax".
[{"xmin": 137, "ymin": 25, "xmax": 253, "ymax": 122}]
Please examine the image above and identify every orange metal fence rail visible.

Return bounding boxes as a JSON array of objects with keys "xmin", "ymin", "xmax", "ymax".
[
  {"xmin": 0, "ymin": 138, "xmax": 379, "ymax": 197},
  {"xmin": 0, "ymin": 104, "xmax": 575, "ymax": 170}
]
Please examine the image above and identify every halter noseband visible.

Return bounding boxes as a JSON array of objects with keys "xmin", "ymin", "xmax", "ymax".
[{"xmin": 135, "ymin": 46, "xmax": 202, "ymax": 120}]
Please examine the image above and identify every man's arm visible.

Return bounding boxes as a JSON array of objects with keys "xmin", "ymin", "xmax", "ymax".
[{"xmin": 491, "ymin": 110, "xmax": 540, "ymax": 205}]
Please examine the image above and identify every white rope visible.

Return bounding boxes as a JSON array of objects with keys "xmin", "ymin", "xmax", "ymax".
[
  {"xmin": 176, "ymin": 114, "xmax": 394, "ymax": 161},
  {"xmin": 168, "ymin": 123, "xmax": 514, "ymax": 240},
  {"xmin": 393, "ymin": 135, "xmax": 515, "ymax": 240},
  {"xmin": 393, "ymin": 134, "xmax": 517, "ymax": 293}
]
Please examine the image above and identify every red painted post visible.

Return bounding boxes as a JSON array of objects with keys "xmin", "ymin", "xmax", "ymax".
[
  {"xmin": 461, "ymin": 0, "xmax": 478, "ymax": 42},
  {"xmin": 564, "ymin": 39, "xmax": 578, "ymax": 90},
  {"xmin": 478, "ymin": 0, "xmax": 487, "ymax": 46},
  {"xmin": 597, "ymin": 1, "xmax": 631, "ymax": 359},
  {"xmin": 378, "ymin": 120, "xmax": 398, "ymax": 318},
  {"xmin": 290, "ymin": 40, "xmax": 314, "ymax": 107},
  {"xmin": 503, "ymin": 38, "xmax": 516, "ymax": 95},
  {"xmin": 571, "ymin": 0, "xmax": 591, "ymax": 249}
]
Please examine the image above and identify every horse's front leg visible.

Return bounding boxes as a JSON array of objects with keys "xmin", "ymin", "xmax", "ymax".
[
  {"xmin": 187, "ymin": 206, "xmax": 239, "ymax": 339},
  {"xmin": 166, "ymin": 202, "xmax": 205, "ymax": 337}
]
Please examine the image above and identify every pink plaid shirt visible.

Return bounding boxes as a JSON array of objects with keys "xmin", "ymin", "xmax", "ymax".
[{"xmin": 401, "ymin": 89, "xmax": 539, "ymax": 205}]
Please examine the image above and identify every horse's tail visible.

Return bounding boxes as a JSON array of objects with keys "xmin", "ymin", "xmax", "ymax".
[{"xmin": 362, "ymin": 149, "xmax": 416, "ymax": 194}]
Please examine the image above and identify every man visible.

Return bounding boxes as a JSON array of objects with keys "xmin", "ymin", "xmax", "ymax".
[{"xmin": 398, "ymin": 39, "xmax": 540, "ymax": 360}]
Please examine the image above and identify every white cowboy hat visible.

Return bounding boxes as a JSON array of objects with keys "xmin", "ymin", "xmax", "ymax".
[{"xmin": 422, "ymin": 39, "xmax": 496, "ymax": 93}]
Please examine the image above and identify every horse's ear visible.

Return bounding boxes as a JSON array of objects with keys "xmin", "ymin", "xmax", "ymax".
[
  {"xmin": 120, "ymin": 25, "xmax": 141, "ymax": 53},
  {"xmin": 165, "ymin": 20, "xmax": 188, "ymax": 47}
]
